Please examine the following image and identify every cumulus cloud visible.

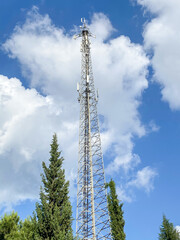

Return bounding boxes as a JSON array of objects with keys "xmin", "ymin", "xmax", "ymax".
[
  {"xmin": 115, "ymin": 166, "xmax": 157, "ymax": 202},
  {"xmin": 0, "ymin": 8, "xmax": 156, "ymax": 207},
  {"xmin": 0, "ymin": 74, "xmax": 78, "ymax": 209},
  {"xmin": 116, "ymin": 166, "xmax": 157, "ymax": 202},
  {"xmin": 136, "ymin": 0, "xmax": 180, "ymax": 110},
  {"xmin": 128, "ymin": 166, "xmax": 157, "ymax": 193},
  {"xmin": 116, "ymin": 186, "xmax": 133, "ymax": 203},
  {"xmin": 176, "ymin": 226, "xmax": 180, "ymax": 233}
]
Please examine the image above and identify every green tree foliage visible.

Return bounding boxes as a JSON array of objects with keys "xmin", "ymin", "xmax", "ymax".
[
  {"xmin": 0, "ymin": 211, "xmax": 39, "ymax": 240},
  {"xmin": 19, "ymin": 216, "xmax": 40, "ymax": 240},
  {"xmin": 35, "ymin": 133, "xmax": 73, "ymax": 240},
  {"xmin": 106, "ymin": 179, "xmax": 126, "ymax": 240},
  {"xmin": 0, "ymin": 211, "xmax": 20, "ymax": 240},
  {"xmin": 159, "ymin": 215, "xmax": 180, "ymax": 240}
]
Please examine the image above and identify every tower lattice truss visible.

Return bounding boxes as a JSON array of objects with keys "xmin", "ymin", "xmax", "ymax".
[{"xmin": 75, "ymin": 19, "xmax": 112, "ymax": 240}]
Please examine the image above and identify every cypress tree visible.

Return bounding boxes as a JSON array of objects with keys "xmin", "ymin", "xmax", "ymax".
[
  {"xmin": 35, "ymin": 134, "xmax": 73, "ymax": 240},
  {"xmin": 106, "ymin": 179, "xmax": 126, "ymax": 240},
  {"xmin": 159, "ymin": 215, "xmax": 180, "ymax": 240}
]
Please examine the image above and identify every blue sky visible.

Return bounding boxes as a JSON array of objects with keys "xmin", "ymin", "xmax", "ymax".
[{"xmin": 0, "ymin": 0, "xmax": 180, "ymax": 239}]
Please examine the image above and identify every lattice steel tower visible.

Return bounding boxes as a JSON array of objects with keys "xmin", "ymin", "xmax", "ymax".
[{"xmin": 74, "ymin": 19, "xmax": 111, "ymax": 240}]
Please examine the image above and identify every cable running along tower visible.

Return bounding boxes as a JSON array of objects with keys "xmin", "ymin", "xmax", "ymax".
[{"xmin": 75, "ymin": 18, "xmax": 111, "ymax": 240}]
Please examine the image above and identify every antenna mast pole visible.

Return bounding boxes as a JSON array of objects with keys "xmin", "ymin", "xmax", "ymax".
[{"xmin": 75, "ymin": 19, "xmax": 111, "ymax": 240}]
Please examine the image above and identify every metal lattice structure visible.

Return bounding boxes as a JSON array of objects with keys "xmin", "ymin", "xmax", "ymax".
[{"xmin": 75, "ymin": 19, "xmax": 112, "ymax": 240}]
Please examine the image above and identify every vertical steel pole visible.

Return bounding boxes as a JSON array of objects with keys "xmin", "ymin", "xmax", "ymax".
[{"xmin": 75, "ymin": 19, "xmax": 112, "ymax": 240}]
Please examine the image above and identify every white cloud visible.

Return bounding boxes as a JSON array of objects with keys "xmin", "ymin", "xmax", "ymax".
[
  {"xmin": 136, "ymin": 0, "xmax": 180, "ymax": 110},
  {"xmin": 136, "ymin": 0, "xmax": 174, "ymax": 13},
  {"xmin": 106, "ymin": 149, "xmax": 141, "ymax": 175},
  {"xmin": 116, "ymin": 186, "xmax": 133, "ymax": 203},
  {"xmin": 3, "ymin": 7, "xmax": 80, "ymax": 102},
  {"xmin": 176, "ymin": 226, "xmax": 180, "ymax": 233},
  {"xmin": 0, "ymin": 9, "xmax": 155, "ymax": 207},
  {"xmin": 145, "ymin": 120, "xmax": 160, "ymax": 134},
  {"xmin": 90, "ymin": 13, "xmax": 115, "ymax": 41},
  {"xmin": 128, "ymin": 166, "xmax": 157, "ymax": 193},
  {"xmin": 112, "ymin": 165, "xmax": 157, "ymax": 202},
  {"xmin": 148, "ymin": 120, "xmax": 159, "ymax": 132},
  {"xmin": 0, "ymin": 74, "xmax": 78, "ymax": 209}
]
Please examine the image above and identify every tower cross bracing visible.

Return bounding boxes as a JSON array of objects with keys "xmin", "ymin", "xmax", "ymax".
[{"xmin": 75, "ymin": 18, "xmax": 111, "ymax": 240}]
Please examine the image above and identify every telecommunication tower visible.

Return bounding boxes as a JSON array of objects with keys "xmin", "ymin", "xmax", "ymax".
[{"xmin": 74, "ymin": 18, "xmax": 112, "ymax": 240}]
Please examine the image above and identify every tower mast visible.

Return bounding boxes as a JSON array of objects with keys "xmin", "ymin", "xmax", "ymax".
[{"xmin": 75, "ymin": 19, "xmax": 111, "ymax": 240}]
